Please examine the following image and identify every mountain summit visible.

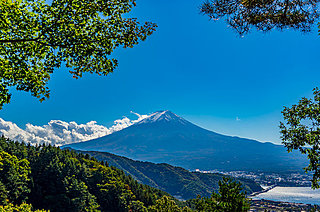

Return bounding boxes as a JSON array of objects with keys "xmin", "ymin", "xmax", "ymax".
[
  {"xmin": 137, "ymin": 110, "xmax": 189, "ymax": 125},
  {"xmin": 64, "ymin": 110, "xmax": 307, "ymax": 172}
]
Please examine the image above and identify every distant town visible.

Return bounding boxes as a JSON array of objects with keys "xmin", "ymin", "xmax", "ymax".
[
  {"xmin": 195, "ymin": 169, "xmax": 312, "ymax": 187},
  {"xmin": 194, "ymin": 169, "xmax": 320, "ymax": 210},
  {"xmin": 250, "ymin": 199, "xmax": 319, "ymax": 211}
]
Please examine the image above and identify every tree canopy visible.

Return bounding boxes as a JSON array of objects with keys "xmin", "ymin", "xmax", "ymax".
[
  {"xmin": 0, "ymin": 136, "xmax": 172, "ymax": 211},
  {"xmin": 280, "ymin": 88, "xmax": 320, "ymax": 188},
  {"xmin": 0, "ymin": 0, "xmax": 157, "ymax": 109},
  {"xmin": 190, "ymin": 177, "xmax": 250, "ymax": 212},
  {"xmin": 0, "ymin": 136, "xmax": 252, "ymax": 211},
  {"xmin": 200, "ymin": 0, "xmax": 320, "ymax": 35}
]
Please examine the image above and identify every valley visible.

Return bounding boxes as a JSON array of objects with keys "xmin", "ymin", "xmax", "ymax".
[{"xmin": 73, "ymin": 149, "xmax": 262, "ymax": 200}]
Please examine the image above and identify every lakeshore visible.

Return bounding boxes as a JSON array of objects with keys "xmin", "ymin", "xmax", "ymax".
[
  {"xmin": 249, "ymin": 185, "xmax": 277, "ymax": 197},
  {"xmin": 252, "ymin": 186, "xmax": 320, "ymax": 206},
  {"xmin": 250, "ymin": 199, "xmax": 319, "ymax": 211}
]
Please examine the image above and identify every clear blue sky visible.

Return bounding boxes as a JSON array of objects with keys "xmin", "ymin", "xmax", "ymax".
[{"xmin": 1, "ymin": 0, "xmax": 320, "ymax": 144}]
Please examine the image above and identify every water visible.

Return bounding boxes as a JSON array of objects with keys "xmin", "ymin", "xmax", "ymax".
[{"xmin": 254, "ymin": 187, "xmax": 320, "ymax": 205}]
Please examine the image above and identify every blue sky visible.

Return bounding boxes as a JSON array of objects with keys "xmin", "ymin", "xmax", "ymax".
[{"xmin": 1, "ymin": 0, "xmax": 320, "ymax": 144}]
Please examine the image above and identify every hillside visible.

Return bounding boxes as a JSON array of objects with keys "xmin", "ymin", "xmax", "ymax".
[
  {"xmin": 0, "ymin": 137, "xmax": 174, "ymax": 212},
  {"xmin": 79, "ymin": 150, "xmax": 262, "ymax": 200},
  {"xmin": 64, "ymin": 110, "xmax": 308, "ymax": 173}
]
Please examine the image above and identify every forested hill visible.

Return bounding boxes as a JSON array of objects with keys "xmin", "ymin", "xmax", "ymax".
[
  {"xmin": 78, "ymin": 150, "xmax": 262, "ymax": 200},
  {"xmin": 0, "ymin": 136, "xmax": 178, "ymax": 212}
]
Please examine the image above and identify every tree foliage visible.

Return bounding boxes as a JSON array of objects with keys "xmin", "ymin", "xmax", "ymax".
[
  {"xmin": 148, "ymin": 196, "xmax": 183, "ymax": 212},
  {"xmin": 0, "ymin": 202, "xmax": 47, "ymax": 212},
  {"xmin": 200, "ymin": 0, "xmax": 320, "ymax": 35},
  {"xmin": 280, "ymin": 87, "xmax": 320, "ymax": 188},
  {"xmin": 0, "ymin": 137, "xmax": 252, "ymax": 211},
  {"xmin": 212, "ymin": 177, "xmax": 250, "ymax": 211},
  {"xmin": 192, "ymin": 177, "xmax": 250, "ymax": 212},
  {"xmin": 0, "ymin": 136, "xmax": 170, "ymax": 211},
  {"xmin": 0, "ymin": 0, "xmax": 157, "ymax": 109},
  {"xmin": 0, "ymin": 151, "xmax": 30, "ymax": 205}
]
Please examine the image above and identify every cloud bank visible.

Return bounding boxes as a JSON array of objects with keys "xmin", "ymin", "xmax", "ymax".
[{"xmin": 0, "ymin": 112, "xmax": 148, "ymax": 146}]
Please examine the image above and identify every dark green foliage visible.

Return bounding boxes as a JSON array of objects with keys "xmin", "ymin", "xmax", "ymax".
[
  {"xmin": 0, "ymin": 202, "xmax": 47, "ymax": 212},
  {"xmin": 0, "ymin": 150, "xmax": 30, "ymax": 205},
  {"xmin": 83, "ymin": 150, "xmax": 262, "ymax": 200},
  {"xmin": 148, "ymin": 196, "xmax": 184, "ymax": 212},
  {"xmin": 0, "ymin": 181, "xmax": 7, "ymax": 205},
  {"xmin": 0, "ymin": 136, "xmax": 170, "ymax": 212},
  {"xmin": 63, "ymin": 176, "xmax": 100, "ymax": 211},
  {"xmin": 280, "ymin": 87, "xmax": 320, "ymax": 188},
  {"xmin": 201, "ymin": 0, "xmax": 319, "ymax": 35},
  {"xmin": 189, "ymin": 177, "xmax": 250, "ymax": 212},
  {"xmin": 0, "ymin": 137, "xmax": 252, "ymax": 211},
  {"xmin": 212, "ymin": 177, "xmax": 250, "ymax": 211},
  {"xmin": 0, "ymin": 0, "xmax": 157, "ymax": 109}
]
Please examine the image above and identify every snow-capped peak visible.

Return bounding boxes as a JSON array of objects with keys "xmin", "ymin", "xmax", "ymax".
[{"xmin": 136, "ymin": 110, "xmax": 188, "ymax": 125}]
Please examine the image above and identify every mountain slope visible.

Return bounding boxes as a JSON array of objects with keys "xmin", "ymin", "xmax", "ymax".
[
  {"xmin": 64, "ymin": 110, "xmax": 308, "ymax": 172},
  {"xmin": 0, "ymin": 137, "xmax": 173, "ymax": 212},
  {"xmin": 77, "ymin": 149, "xmax": 262, "ymax": 200}
]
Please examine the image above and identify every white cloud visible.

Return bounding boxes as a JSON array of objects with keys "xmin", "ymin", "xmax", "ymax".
[{"xmin": 0, "ymin": 112, "xmax": 148, "ymax": 146}]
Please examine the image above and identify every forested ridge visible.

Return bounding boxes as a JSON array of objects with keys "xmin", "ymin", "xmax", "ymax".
[
  {"xmin": 0, "ymin": 136, "xmax": 174, "ymax": 211},
  {"xmin": 0, "ymin": 136, "xmax": 250, "ymax": 211},
  {"xmin": 81, "ymin": 150, "xmax": 262, "ymax": 200}
]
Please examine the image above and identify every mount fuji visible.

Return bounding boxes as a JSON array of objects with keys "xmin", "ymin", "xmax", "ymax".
[{"xmin": 64, "ymin": 110, "xmax": 307, "ymax": 172}]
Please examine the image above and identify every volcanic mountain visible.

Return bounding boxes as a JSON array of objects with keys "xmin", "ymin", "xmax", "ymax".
[{"xmin": 64, "ymin": 110, "xmax": 307, "ymax": 172}]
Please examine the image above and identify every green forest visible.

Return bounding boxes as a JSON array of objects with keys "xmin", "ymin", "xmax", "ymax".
[
  {"xmin": 83, "ymin": 150, "xmax": 261, "ymax": 200},
  {"xmin": 0, "ymin": 136, "xmax": 249, "ymax": 211}
]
